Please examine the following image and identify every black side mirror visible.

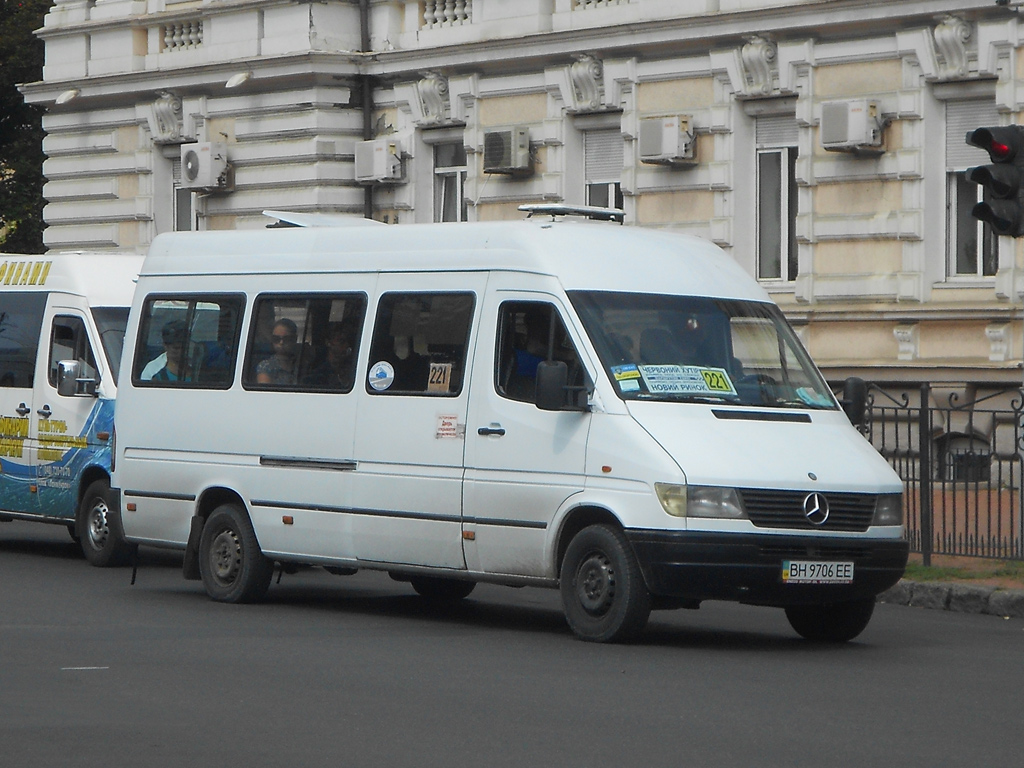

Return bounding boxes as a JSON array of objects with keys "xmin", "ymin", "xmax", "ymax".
[
  {"xmin": 535, "ymin": 360, "xmax": 569, "ymax": 411},
  {"xmin": 841, "ymin": 376, "xmax": 867, "ymax": 428}
]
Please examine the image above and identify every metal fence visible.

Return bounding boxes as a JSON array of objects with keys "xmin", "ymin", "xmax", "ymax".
[{"xmin": 863, "ymin": 383, "xmax": 1024, "ymax": 564}]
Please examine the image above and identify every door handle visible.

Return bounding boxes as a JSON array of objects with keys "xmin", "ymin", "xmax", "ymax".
[
  {"xmin": 16, "ymin": 403, "xmax": 30, "ymax": 416},
  {"xmin": 477, "ymin": 425, "xmax": 506, "ymax": 436},
  {"xmin": 37, "ymin": 405, "xmax": 52, "ymax": 418}
]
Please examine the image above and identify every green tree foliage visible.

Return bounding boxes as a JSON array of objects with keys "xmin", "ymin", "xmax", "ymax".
[{"xmin": 0, "ymin": 0, "xmax": 50, "ymax": 253}]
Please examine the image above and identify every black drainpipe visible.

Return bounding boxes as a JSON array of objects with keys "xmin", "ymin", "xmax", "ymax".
[{"xmin": 359, "ymin": 0, "xmax": 373, "ymax": 220}]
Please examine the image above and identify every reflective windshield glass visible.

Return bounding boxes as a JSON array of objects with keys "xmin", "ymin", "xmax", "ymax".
[
  {"xmin": 91, "ymin": 307, "xmax": 129, "ymax": 385},
  {"xmin": 569, "ymin": 291, "xmax": 837, "ymax": 409}
]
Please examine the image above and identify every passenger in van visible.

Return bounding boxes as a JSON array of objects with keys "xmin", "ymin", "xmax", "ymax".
[
  {"xmin": 504, "ymin": 308, "xmax": 551, "ymax": 401},
  {"xmin": 256, "ymin": 318, "xmax": 299, "ymax": 386},
  {"xmin": 152, "ymin": 320, "xmax": 188, "ymax": 382},
  {"xmin": 304, "ymin": 321, "xmax": 356, "ymax": 390}
]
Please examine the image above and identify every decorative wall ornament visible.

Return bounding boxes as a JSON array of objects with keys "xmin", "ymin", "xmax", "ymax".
[
  {"xmin": 570, "ymin": 54, "xmax": 604, "ymax": 111},
  {"xmin": 933, "ymin": 16, "xmax": 972, "ymax": 80},
  {"xmin": 415, "ymin": 72, "xmax": 450, "ymax": 126},
  {"xmin": 894, "ymin": 324, "xmax": 920, "ymax": 361},
  {"xmin": 148, "ymin": 91, "xmax": 184, "ymax": 145},
  {"xmin": 985, "ymin": 323, "xmax": 1011, "ymax": 362},
  {"xmin": 739, "ymin": 36, "xmax": 777, "ymax": 96}
]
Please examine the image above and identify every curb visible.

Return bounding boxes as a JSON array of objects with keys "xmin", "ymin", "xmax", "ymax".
[{"xmin": 878, "ymin": 580, "xmax": 1024, "ymax": 618}]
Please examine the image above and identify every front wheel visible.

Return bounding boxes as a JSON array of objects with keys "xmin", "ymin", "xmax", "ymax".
[
  {"xmin": 784, "ymin": 598, "xmax": 875, "ymax": 643},
  {"xmin": 198, "ymin": 504, "xmax": 273, "ymax": 603},
  {"xmin": 77, "ymin": 480, "xmax": 135, "ymax": 567},
  {"xmin": 559, "ymin": 524, "xmax": 651, "ymax": 643}
]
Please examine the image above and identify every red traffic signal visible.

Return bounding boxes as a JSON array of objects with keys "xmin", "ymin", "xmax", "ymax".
[{"xmin": 965, "ymin": 125, "xmax": 1024, "ymax": 237}]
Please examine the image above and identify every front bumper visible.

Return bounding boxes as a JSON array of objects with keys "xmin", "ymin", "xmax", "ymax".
[{"xmin": 626, "ymin": 529, "xmax": 908, "ymax": 607}]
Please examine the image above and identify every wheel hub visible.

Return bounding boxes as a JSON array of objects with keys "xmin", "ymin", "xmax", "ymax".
[
  {"xmin": 210, "ymin": 529, "xmax": 242, "ymax": 585},
  {"xmin": 86, "ymin": 500, "xmax": 110, "ymax": 550},
  {"xmin": 576, "ymin": 553, "xmax": 615, "ymax": 616}
]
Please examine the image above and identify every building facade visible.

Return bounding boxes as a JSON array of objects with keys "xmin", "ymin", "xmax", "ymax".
[{"xmin": 18, "ymin": 0, "xmax": 1024, "ymax": 393}]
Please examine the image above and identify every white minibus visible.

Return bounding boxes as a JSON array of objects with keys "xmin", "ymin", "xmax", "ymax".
[
  {"xmin": 112, "ymin": 209, "xmax": 907, "ymax": 642},
  {"xmin": 1, "ymin": 252, "xmax": 143, "ymax": 564}
]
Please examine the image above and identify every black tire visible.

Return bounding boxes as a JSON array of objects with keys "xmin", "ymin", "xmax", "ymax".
[
  {"xmin": 409, "ymin": 576, "xmax": 476, "ymax": 601},
  {"xmin": 77, "ymin": 480, "xmax": 135, "ymax": 567},
  {"xmin": 559, "ymin": 524, "xmax": 651, "ymax": 643},
  {"xmin": 785, "ymin": 598, "xmax": 876, "ymax": 643},
  {"xmin": 198, "ymin": 504, "xmax": 273, "ymax": 603}
]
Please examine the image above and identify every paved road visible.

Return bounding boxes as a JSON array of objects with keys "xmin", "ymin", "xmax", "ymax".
[{"xmin": 1, "ymin": 520, "xmax": 1021, "ymax": 768}]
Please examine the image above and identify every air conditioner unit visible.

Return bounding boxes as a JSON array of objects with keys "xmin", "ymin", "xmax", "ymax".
[
  {"xmin": 821, "ymin": 100, "xmax": 884, "ymax": 154},
  {"xmin": 180, "ymin": 142, "xmax": 230, "ymax": 190},
  {"xmin": 639, "ymin": 115, "xmax": 696, "ymax": 166},
  {"xmin": 354, "ymin": 138, "xmax": 403, "ymax": 183},
  {"xmin": 483, "ymin": 127, "xmax": 531, "ymax": 175}
]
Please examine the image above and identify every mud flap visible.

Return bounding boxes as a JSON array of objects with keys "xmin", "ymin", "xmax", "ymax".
[{"xmin": 182, "ymin": 515, "xmax": 204, "ymax": 581}]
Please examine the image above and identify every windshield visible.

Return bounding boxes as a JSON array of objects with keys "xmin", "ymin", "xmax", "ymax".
[
  {"xmin": 569, "ymin": 291, "xmax": 837, "ymax": 409},
  {"xmin": 91, "ymin": 307, "xmax": 130, "ymax": 385}
]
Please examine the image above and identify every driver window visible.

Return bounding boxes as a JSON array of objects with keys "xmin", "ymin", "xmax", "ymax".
[
  {"xmin": 48, "ymin": 316, "xmax": 97, "ymax": 389},
  {"xmin": 496, "ymin": 301, "xmax": 584, "ymax": 404}
]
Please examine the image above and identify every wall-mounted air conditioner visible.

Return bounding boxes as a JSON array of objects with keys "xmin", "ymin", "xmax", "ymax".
[
  {"xmin": 483, "ymin": 127, "xmax": 531, "ymax": 175},
  {"xmin": 821, "ymin": 100, "xmax": 884, "ymax": 154},
  {"xmin": 180, "ymin": 142, "xmax": 230, "ymax": 190},
  {"xmin": 354, "ymin": 138, "xmax": 404, "ymax": 183},
  {"xmin": 639, "ymin": 115, "xmax": 696, "ymax": 166}
]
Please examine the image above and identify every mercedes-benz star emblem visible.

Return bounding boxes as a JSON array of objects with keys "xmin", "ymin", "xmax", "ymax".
[{"xmin": 803, "ymin": 492, "xmax": 829, "ymax": 525}]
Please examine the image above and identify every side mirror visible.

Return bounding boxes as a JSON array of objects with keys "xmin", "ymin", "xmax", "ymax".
[
  {"xmin": 841, "ymin": 376, "xmax": 867, "ymax": 428},
  {"xmin": 535, "ymin": 360, "xmax": 568, "ymax": 411},
  {"xmin": 57, "ymin": 360, "xmax": 98, "ymax": 398}
]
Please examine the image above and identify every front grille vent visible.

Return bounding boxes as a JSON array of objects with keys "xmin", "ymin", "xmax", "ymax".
[{"xmin": 739, "ymin": 489, "xmax": 875, "ymax": 533}]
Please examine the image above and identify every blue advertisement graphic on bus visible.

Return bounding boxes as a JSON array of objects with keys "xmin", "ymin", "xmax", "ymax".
[{"xmin": 0, "ymin": 397, "xmax": 113, "ymax": 520}]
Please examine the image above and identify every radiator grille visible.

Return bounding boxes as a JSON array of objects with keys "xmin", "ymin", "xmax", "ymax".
[{"xmin": 739, "ymin": 489, "xmax": 875, "ymax": 533}]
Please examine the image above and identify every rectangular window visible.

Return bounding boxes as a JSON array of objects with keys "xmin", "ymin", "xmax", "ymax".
[
  {"xmin": 756, "ymin": 147, "xmax": 798, "ymax": 281},
  {"xmin": 366, "ymin": 292, "xmax": 474, "ymax": 396},
  {"xmin": 0, "ymin": 293, "xmax": 46, "ymax": 388},
  {"xmin": 434, "ymin": 142, "xmax": 467, "ymax": 223},
  {"xmin": 133, "ymin": 295, "xmax": 245, "ymax": 388},
  {"xmin": 585, "ymin": 128, "xmax": 624, "ymax": 210},
  {"xmin": 48, "ymin": 316, "xmax": 98, "ymax": 389},
  {"xmin": 946, "ymin": 99, "xmax": 1000, "ymax": 278},
  {"xmin": 243, "ymin": 294, "xmax": 366, "ymax": 392},
  {"xmin": 496, "ymin": 301, "xmax": 584, "ymax": 405}
]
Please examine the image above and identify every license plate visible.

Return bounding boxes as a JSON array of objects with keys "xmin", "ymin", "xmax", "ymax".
[{"xmin": 782, "ymin": 560, "xmax": 854, "ymax": 584}]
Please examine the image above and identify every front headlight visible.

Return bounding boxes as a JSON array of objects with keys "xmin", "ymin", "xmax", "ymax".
[
  {"xmin": 872, "ymin": 493, "xmax": 903, "ymax": 526},
  {"xmin": 655, "ymin": 484, "xmax": 747, "ymax": 519}
]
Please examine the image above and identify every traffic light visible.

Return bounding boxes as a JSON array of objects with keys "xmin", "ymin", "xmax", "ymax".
[{"xmin": 965, "ymin": 125, "xmax": 1024, "ymax": 237}]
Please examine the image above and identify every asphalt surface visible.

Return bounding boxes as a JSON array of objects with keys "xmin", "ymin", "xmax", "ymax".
[{"xmin": 1, "ymin": 520, "xmax": 1022, "ymax": 768}]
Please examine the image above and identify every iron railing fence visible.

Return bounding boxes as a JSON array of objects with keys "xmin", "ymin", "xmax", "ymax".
[{"xmin": 863, "ymin": 383, "xmax": 1024, "ymax": 565}]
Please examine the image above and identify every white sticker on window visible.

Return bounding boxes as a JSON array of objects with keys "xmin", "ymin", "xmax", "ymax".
[
  {"xmin": 368, "ymin": 360, "xmax": 395, "ymax": 391},
  {"xmin": 638, "ymin": 365, "xmax": 736, "ymax": 396}
]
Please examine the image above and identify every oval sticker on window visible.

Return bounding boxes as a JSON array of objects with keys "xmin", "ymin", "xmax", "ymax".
[{"xmin": 368, "ymin": 360, "xmax": 395, "ymax": 391}]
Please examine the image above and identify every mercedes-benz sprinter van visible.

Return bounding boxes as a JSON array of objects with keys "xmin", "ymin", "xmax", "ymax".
[
  {"xmin": 112, "ymin": 210, "xmax": 907, "ymax": 642},
  {"xmin": 1, "ymin": 252, "xmax": 143, "ymax": 565}
]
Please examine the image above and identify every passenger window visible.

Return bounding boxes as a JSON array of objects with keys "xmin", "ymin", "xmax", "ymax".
[
  {"xmin": 0, "ymin": 294, "xmax": 46, "ymax": 388},
  {"xmin": 243, "ymin": 294, "xmax": 366, "ymax": 393},
  {"xmin": 133, "ymin": 295, "xmax": 244, "ymax": 388},
  {"xmin": 496, "ymin": 301, "xmax": 585, "ymax": 404},
  {"xmin": 48, "ymin": 316, "xmax": 98, "ymax": 389},
  {"xmin": 366, "ymin": 292, "xmax": 474, "ymax": 396}
]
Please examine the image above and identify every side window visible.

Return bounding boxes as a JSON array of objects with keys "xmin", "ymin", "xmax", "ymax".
[
  {"xmin": 48, "ymin": 316, "xmax": 97, "ymax": 389},
  {"xmin": 133, "ymin": 295, "xmax": 244, "ymax": 388},
  {"xmin": 243, "ymin": 294, "xmax": 366, "ymax": 393},
  {"xmin": 366, "ymin": 292, "xmax": 474, "ymax": 396},
  {"xmin": 0, "ymin": 293, "xmax": 46, "ymax": 388},
  {"xmin": 496, "ymin": 301, "xmax": 584, "ymax": 404}
]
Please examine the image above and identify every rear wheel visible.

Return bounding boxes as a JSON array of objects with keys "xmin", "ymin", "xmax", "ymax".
[
  {"xmin": 410, "ymin": 576, "xmax": 476, "ymax": 600},
  {"xmin": 785, "ymin": 598, "xmax": 875, "ymax": 643},
  {"xmin": 560, "ymin": 524, "xmax": 651, "ymax": 643},
  {"xmin": 77, "ymin": 480, "xmax": 135, "ymax": 567},
  {"xmin": 199, "ymin": 504, "xmax": 273, "ymax": 603}
]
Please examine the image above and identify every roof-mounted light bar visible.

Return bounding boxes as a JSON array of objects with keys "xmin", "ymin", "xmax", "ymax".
[{"xmin": 518, "ymin": 204, "xmax": 625, "ymax": 224}]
